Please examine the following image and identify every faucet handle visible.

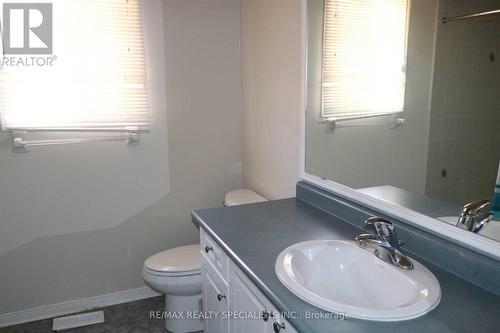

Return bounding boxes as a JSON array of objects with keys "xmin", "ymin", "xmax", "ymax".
[
  {"xmin": 462, "ymin": 199, "xmax": 491, "ymax": 216},
  {"xmin": 459, "ymin": 200, "xmax": 493, "ymax": 233},
  {"xmin": 365, "ymin": 216, "xmax": 394, "ymax": 238}
]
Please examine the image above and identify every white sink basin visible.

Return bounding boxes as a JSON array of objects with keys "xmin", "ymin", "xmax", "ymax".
[
  {"xmin": 438, "ymin": 216, "xmax": 500, "ymax": 241},
  {"xmin": 275, "ymin": 240, "xmax": 441, "ymax": 321}
]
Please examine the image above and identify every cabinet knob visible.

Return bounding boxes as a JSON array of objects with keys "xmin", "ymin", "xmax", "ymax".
[
  {"xmin": 204, "ymin": 245, "xmax": 214, "ymax": 253},
  {"xmin": 262, "ymin": 310, "xmax": 275, "ymax": 322},
  {"xmin": 273, "ymin": 322, "xmax": 286, "ymax": 332},
  {"xmin": 217, "ymin": 293, "xmax": 226, "ymax": 302}
]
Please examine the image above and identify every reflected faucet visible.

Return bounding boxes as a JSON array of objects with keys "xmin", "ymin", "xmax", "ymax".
[
  {"xmin": 355, "ymin": 217, "xmax": 414, "ymax": 270},
  {"xmin": 457, "ymin": 200, "xmax": 494, "ymax": 233}
]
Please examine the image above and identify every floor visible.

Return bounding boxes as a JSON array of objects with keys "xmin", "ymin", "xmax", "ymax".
[{"xmin": 0, "ymin": 297, "xmax": 174, "ymax": 333}]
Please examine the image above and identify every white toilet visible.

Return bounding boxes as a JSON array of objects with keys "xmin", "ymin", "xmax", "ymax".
[{"xmin": 143, "ymin": 189, "xmax": 266, "ymax": 333}]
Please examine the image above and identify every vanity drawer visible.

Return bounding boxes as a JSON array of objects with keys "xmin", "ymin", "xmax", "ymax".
[{"xmin": 200, "ymin": 228, "xmax": 229, "ymax": 281}]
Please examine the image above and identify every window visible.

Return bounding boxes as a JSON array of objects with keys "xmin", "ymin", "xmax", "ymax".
[
  {"xmin": 321, "ymin": 0, "xmax": 410, "ymax": 120},
  {"xmin": 0, "ymin": 0, "xmax": 149, "ymax": 132}
]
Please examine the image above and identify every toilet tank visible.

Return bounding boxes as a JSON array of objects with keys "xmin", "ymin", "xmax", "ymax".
[{"xmin": 224, "ymin": 189, "xmax": 267, "ymax": 206}]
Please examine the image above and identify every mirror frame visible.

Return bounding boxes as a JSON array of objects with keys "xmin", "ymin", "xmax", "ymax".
[{"xmin": 298, "ymin": 0, "xmax": 500, "ymax": 261}]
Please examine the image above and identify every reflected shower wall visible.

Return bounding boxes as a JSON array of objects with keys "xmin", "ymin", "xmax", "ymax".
[{"xmin": 425, "ymin": 0, "xmax": 500, "ymax": 205}]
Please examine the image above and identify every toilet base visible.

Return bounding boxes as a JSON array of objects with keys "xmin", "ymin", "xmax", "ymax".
[{"xmin": 165, "ymin": 293, "xmax": 203, "ymax": 333}]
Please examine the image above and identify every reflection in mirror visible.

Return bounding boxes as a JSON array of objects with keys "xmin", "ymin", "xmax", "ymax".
[{"xmin": 305, "ymin": 0, "xmax": 500, "ymax": 241}]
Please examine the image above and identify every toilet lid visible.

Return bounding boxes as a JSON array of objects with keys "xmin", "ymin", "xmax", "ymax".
[
  {"xmin": 144, "ymin": 244, "xmax": 201, "ymax": 273},
  {"xmin": 224, "ymin": 189, "xmax": 267, "ymax": 206}
]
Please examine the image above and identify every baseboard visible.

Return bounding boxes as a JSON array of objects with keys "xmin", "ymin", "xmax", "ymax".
[{"xmin": 0, "ymin": 287, "xmax": 160, "ymax": 328}]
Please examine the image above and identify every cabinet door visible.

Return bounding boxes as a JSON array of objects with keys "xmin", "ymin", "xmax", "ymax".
[
  {"xmin": 202, "ymin": 266, "xmax": 229, "ymax": 333},
  {"xmin": 283, "ymin": 320, "xmax": 299, "ymax": 333},
  {"xmin": 230, "ymin": 270, "xmax": 274, "ymax": 333},
  {"xmin": 272, "ymin": 318, "xmax": 299, "ymax": 333}
]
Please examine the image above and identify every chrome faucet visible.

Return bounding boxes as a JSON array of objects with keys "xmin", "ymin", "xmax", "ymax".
[
  {"xmin": 457, "ymin": 200, "xmax": 494, "ymax": 233},
  {"xmin": 355, "ymin": 217, "xmax": 414, "ymax": 270}
]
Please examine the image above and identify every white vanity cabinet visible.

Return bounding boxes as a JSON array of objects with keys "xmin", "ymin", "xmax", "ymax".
[
  {"xmin": 230, "ymin": 266, "xmax": 278, "ymax": 333},
  {"xmin": 201, "ymin": 261, "xmax": 229, "ymax": 333},
  {"xmin": 201, "ymin": 229, "xmax": 298, "ymax": 333},
  {"xmin": 201, "ymin": 230, "xmax": 230, "ymax": 333}
]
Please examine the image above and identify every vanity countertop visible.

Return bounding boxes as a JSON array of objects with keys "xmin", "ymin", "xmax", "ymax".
[{"xmin": 192, "ymin": 198, "xmax": 500, "ymax": 333}]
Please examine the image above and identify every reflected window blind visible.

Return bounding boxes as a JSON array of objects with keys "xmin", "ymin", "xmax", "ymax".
[
  {"xmin": 0, "ymin": 0, "xmax": 149, "ymax": 131},
  {"xmin": 321, "ymin": 0, "xmax": 410, "ymax": 119}
]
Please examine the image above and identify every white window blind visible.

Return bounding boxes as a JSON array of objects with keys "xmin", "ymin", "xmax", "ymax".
[
  {"xmin": 321, "ymin": 0, "xmax": 410, "ymax": 120},
  {"xmin": 0, "ymin": 0, "xmax": 149, "ymax": 131}
]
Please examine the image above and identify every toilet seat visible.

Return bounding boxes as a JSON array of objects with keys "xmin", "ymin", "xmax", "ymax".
[
  {"xmin": 144, "ymin": 244, "xmax": 201, "ymax": 275},
  {"xmin": 143, "ymin": 264, "xmax": 202, "ymax": 297},
  {"xmin": 143, "ymin": 266, "xmax": 201, "ymax": 277}
]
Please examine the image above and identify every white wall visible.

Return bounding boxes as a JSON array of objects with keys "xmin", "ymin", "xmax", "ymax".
[
  {"xmin": 305, "ymin": 0, "xmax": 439, "ymax": 194},
  {"xmin": 0, "ymin": 0, "xmax": 242, "ymax": 315},
  {"xmin": 241, "ymin": 0, "xmax": 302, "ymax": 200}
]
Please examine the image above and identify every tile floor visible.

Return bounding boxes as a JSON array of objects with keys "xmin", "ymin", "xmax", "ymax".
[{"xmin": 0, "ymin": 296, "xmax": 177, "ymax": 333}]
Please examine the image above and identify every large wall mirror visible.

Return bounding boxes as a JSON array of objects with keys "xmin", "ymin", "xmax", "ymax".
[{"xmin": 305, "ymin": 0, "xmax": 500, "ymax": 244}]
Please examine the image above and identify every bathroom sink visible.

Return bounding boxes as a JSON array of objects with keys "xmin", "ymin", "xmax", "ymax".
[
  {"xmin": 438, "ymin": 216, "xmax": 500, "ymax": 240},
  {"xmin": 275, "ymin": 240, "xmax": 441, "ymax": 321}
]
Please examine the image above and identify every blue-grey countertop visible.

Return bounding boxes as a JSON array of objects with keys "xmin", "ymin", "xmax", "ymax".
[{"xmin": 192, "ymin": 198, "xmax": 500, "ymax": 333}]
